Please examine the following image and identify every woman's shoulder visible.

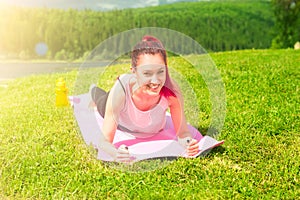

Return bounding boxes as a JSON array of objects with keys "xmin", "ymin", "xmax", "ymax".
[
  {"xmin": 162, "ymin": 87, "xmax": 182, "ymax": 107},
  {"xmin": 118, "ymin": 73, "xmax": 133, "ymax": 81}
]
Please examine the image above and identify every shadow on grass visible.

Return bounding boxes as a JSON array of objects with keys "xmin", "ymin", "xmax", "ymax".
[
  {"xmin": 200, "ymin": 145, "xmax": 226, "ymax": 157},
  {"xmin": 99, "ymin": 145, "xmax": 226, "ymax": 172}
]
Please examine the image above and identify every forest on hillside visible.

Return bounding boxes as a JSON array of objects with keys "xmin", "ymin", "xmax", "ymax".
[{"xmin": 0, "ymin": 1, "xmax": 274, "ymax": 60}]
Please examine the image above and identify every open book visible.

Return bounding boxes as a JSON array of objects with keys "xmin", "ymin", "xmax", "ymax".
[{"xmin": 97, "ymin": 136, "xmax": 224, "ymax": 162}]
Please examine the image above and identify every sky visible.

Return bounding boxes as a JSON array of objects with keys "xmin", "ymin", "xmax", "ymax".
[{"xmin": 0, "ymin": 0, "xmax": 201, "ymax": 11}]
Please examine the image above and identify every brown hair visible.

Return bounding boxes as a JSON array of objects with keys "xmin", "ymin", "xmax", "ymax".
[
  {"xmin": 131, "ymin": 35, "xmax": 177, "ymax": 97},
  {"xmin": 131, "ymin": 35, "xmax": 167, "ymax": 68}
]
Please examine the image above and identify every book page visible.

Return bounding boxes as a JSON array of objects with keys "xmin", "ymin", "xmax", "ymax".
[
  {"xmin": 129, "ymin": 140, "xmax": 186, "ymax": 161},
  {"xmin": 128, "ymin": 136, "xmax": 224, "ymax": 161},
  {"xmin": 198, "ymin": 136, "xmax": 224, "ymax": 152}
]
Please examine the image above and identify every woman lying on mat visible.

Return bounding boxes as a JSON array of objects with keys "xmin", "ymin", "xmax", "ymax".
[{"xmin": 90, "ymin": 35, "xmax": 201, "ymax": 162}]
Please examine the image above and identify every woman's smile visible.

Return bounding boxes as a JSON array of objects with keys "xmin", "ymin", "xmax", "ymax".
[{"xmin": 147, "ymin": 83, "xmax": 161, "ymax": 92}]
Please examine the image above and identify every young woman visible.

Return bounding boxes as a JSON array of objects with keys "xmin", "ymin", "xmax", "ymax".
[{"xmin": 90, "ymin": 35, "xmax": 201, "ymax": 162}]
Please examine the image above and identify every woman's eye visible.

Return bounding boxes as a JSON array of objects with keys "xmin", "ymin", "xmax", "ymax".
[
  {"xmin": 158, "ymin": 70, "xmax": 165, "ymax": 74},
  {"xmin": 143, "ymin": 72, "xmax": 152, "ymax": 76}
]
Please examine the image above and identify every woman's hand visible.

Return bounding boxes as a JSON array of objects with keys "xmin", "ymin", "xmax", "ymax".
[
  {"xmin": 115, "ymin": 145, "xmax": 135, "ymax": 163},
  {"xmin": 178, "ymin": 136, "xmax": 199, "ymax": 157},
  {"xmin": 98, "ymin": 140, "xmax": 135, "ymax": 163},
  {"xmin": 186, "ymin": 139, "xmax": 199, "ymax": 156}
]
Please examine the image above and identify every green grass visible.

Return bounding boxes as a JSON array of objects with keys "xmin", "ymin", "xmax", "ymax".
[{"xmin": 0, "ymin": 49, "xmax": 299, "ymax": 199}]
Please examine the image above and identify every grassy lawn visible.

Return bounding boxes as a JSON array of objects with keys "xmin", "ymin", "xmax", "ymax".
[{"xmin": 0, "ymin": 49, "xmax": 299, "ymax": 199}]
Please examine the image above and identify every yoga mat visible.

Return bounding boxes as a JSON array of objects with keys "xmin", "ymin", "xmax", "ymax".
[{"xmin": 70, "ymin": 93, "xmax": 224, "ymax": 162}]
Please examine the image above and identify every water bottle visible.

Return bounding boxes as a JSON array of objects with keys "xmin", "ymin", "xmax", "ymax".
[{"xmin": 55, "ymin": 78, "xmax": 69, "ymax": 106}]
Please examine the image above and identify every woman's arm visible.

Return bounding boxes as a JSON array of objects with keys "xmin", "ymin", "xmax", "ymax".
[
  {"xmin": 168, "ymin": 82, "xmax": 199, "ymax": 156},
  {"xmin": 101, "ymin": 81, "xmax": 124, "ymax": 143},
  {"xmin": 98, "ymin": 79, "xmax": 129, "ymax": 160},
  {"xmin": 168, "ymin": 93, "xmax": 190, "ymax": 138}
]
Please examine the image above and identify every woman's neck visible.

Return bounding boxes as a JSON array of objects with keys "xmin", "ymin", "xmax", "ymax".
[{"xmin": 131, "ymin": 85, "xmax": 161, "ymax": 111}]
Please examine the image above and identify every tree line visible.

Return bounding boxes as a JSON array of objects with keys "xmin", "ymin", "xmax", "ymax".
[
  {"xmin": 0, "ymin": 1, "xmax": 275, "ymax": 60},
  {"xmin": 271, "ymin": 0, "xmax": 300, "ymax": 49}
]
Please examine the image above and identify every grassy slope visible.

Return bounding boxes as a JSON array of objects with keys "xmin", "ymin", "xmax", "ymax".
[{"xmin": 0, "ymin": 49, "xmax": 299, "ymax": 199}]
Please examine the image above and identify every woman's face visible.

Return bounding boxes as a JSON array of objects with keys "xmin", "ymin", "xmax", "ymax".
[{"xmin": 134, "ymin": 53, "xmax": 166, "ymax": 96}]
